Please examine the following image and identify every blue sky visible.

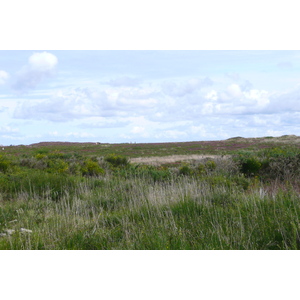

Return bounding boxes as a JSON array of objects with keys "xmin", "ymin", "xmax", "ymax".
[{"xmin": 1, "ymin": 50, "xmax": 300, "ymax": 145}]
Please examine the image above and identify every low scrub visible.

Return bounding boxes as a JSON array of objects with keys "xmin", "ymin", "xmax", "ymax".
[
  {"xmin": 104, "ymin": 154, "xmax": 129, "ymax": 168},
  {"xmin": 0, "ymin": 145, "xmax": 300, "ymax": 249}
]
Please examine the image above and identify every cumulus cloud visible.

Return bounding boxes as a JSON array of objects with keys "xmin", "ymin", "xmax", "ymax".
[
  {"xmin": 12, "ymin": 76, "xmax": 300, "ymax": 143},
  {"xmin": 48, "ymin": 131, "xmax": 95, "ymax": 139},
  {"xmin": 12, "ymin": 52, "xmax": 58, "ymax": 92},
  {"xmin": 240, "ymin": 80, "xmax": 253, "ymax": 92},
  {"xmin": 162, "ymin": 77, "xmax": 213, "ymax": 97},
  {"xmin": 0, "ymin": 125, "xmax": 19, "ymax": 136},
  {"xmin": 13, "ymin": 85, "xmax": 159, "ymax": 122},
  {"xmin": 199, "ymin": 84, "xmax": 271, "ymax": 115},
  {"xmin": 14, "ymin": 88, "xmax": 98, "ymax": 122},
  {"xmin": 265, "ymin": 87, "xmax": 300, "ymax": 113},
  {"xmin": 0, "ymin": 70, "xmax": 9, "ymax": 85},
  {"xmin": 225, "ymin": 84, "xmax": 243, "ymax": 99},
  {"xmin": 154, "ymin": 130, "xmax": 188, "ymax": 140},
  {"xmin": 131, "ymin": 126, "xmax": 145, "ymax": 134},
  {"xmin": 190, "ymin": 125, "xmax": 208, "ymax": 137},
  {"xmin": 79, "ymin": 118, "xmax": 130, "ymax": 129}
]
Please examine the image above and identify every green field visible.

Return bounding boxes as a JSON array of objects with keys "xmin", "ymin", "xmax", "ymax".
[{"xmin": 1, "ymin": 135, "xmax": 300, "ymax": 250}]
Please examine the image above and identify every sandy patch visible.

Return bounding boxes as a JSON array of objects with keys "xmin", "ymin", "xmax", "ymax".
[{"xmin": 130, "ymin": 154, "xmax": 229, "ymax": 166}]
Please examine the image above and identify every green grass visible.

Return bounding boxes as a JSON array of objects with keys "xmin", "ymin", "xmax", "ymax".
[{"xmin": 1, "ymin": 138, "xmax": 300, "ymax": 249}]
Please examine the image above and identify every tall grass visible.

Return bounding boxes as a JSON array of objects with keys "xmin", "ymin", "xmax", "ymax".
[{"xmin": 0, "ymin": 148, "xmax": 300, "ymax": 249}]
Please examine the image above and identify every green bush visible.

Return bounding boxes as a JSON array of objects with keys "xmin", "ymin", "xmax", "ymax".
[
  {"xmin": 81, "ymin": 159, "xmax": 105, "ymax": 176},
  {"xmin": 261, "ymin": 153, "xmax": 300, "ymax": 181},
  {"xmin": 104, "ymin": 154, "xmax": 129, "ymax": 168},
  {"xmin": 235, "ymin": 153, "xmax": 262, "ymax": 177},
  {"xmin": 47, "ymin": 159, "xmax": 69, "ymax": 174},
  {"xmin": 0, "ymin": 155, "xmax": 11, "ymax": 173},
  {"xmin": 232, "ymin": 176, "xmax": 250, "ymax": 191},
  {"xmin": 205, "ymin": 175, "xmax": 232, "ymax": 189},
  {"xmin": 241, "ymin": 157, "xmax": 261, "ymax": 176},
  {"xmin": 19, "ymin": 157, "xmax": 47, "ymax": 170},
  {"xmin": 35, "ymin": 153, "xmax": 46, "ymax": 160},
  {"xmin": 48, "ymin": 150, "xmax": 65, "ymax": 159},
  {"xmin": 205, "ymin": 160, "xmax": 217, "ymax": 171},
  {"xmin": 179, "ymin": 164, "xmax": 192, "ymax": 176},
  {"xmin": 196, "ymin": 163, "xmax": 205, "ymax": 175}
]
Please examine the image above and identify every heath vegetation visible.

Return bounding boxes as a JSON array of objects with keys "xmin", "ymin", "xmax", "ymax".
[{"xmin": 1, "ymin": 136, "xmax": 300, "ymax": 249}]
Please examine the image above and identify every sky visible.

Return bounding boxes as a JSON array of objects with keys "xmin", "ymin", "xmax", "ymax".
[{"xmin": 1, "ymin": 50, "xmax": 300, "ymax": 145}]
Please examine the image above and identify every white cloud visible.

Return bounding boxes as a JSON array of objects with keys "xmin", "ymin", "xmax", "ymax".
[
  {"xmin": 201, "ymin": 102, "xmax": 214, "ymax": 114},
  {"xmin": 131, "ymin": 126, "xmax": 145, "ymax": 134},
  {"xmin": 28, "ymin": 52, "xmax": 58, "ymax": 72},
  {"xmin": 227, "ymin": 84, "xmax": 242, "ymax": 98},
  {"xmin": 162, "ymin": 77, "xmax": 213, "ymax": 97},
  {"xmin": 13, "ymin": 85, "xmax": 160, "ymax": 122},
  {"xmin": 66, "ymin": 132, "xmax": 95, "ymax": 138},
  {"xmin": 0, "ymin": 125, "xmax": 19, "ymax": 134},
  {"xmin": 10, "ymin": 75, "xmax": 300, "ymax": 144},
  {"xmin": 14, "ymin": 88, "xmax": 99, "ymax": 121},
  {"xmin": 199, "ymin": 84, "xmax": 271, "ymax": 115},
  {"xmin": 79, "ymin": 117, "xmax": 129, "ymax": 129},
  {"xmin": 48, "ymin": 131, "xmax": 95, "ymax": 139},
  {"xmin": 265, "ymin": 87, "xmax": 300, "ymax": 113},
  {"xmin": 243, "ymin": 89, "xmax": 269, "ymax": 107},
  {"xmin": 266, "ymin": 129, "xmax": 284, "ymax": 136},
  {"xmin": 49, "ymin": 131, "xmax": 59, "ymax": 136},
  {"xmin": 12, "ymin": 52, "xmax": 58, "ymax": 92},
  {"xmin": 205, "ymin": 90, "xmax": 218, "ymax": 101},
  {"xmin": 154, "ymin": 130, "xmax": 187, "ymax": 140},
  {"xmin": 0, "ymin": 70, "xmax": 9, "ymax": 85},
  {"xmin": 190, "ymin": 125, "xmax": 207, "ymax": 136}
]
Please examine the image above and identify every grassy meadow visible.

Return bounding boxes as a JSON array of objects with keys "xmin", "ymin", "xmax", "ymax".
[{"xmin": 1, "ymin": 135, "xmax": 300, "ymax": 250}]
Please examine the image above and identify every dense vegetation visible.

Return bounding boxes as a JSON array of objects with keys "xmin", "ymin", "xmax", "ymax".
[{"xmin": 1, "ymin": 137, "xmax": 300, "ymax": 249}]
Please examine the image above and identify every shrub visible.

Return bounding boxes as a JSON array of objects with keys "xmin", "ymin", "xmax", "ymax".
[
  {"xmin": 19, "ymin": 157, "xmax": 47, "ymax": 170},
  {"xmin": 48, "ymin": 150, "xmax": 64, "ymax": 159},
  {"xmin": 104, "ymin": 154, "xmax": 129, "ymax": 168},
  {"xmin": 205, "ymin": 160, "xmax": 217, "ymax": 171},
  {"xmin": 34, "ymin": 149, "xmax": 49, "ymax": 155},
  {"xmin": 241, "ymin": 157, "xmax": 261, "ymax": 177},
  {"xmin": 179, "ymin": 164, "xmax": 193, "ymax": 176},
  {"xmin": 196, "ymin": 163, "xmax": 205, "ymax": 175},
  {"xmin": 35, "ymin": 153, "xmax": 46, "ymax": 160},
  {"xmin": 47, "ymin": 159, "xmax": 69, "ymax": 174},
  {"xmin": 0, "ymin": 155, "xmax": 10, "ymax": 173},
  {"xmin": 68, "ymin": 162, "xmax": 82, "ymax": 175},
  {"xmin": 205, "ymin": 175, "xmax": 232, "ymax": 189},
  {"xmin": 235, "ymin": 153, "xmax": 262, "ymax": 177},
  {"xmin": 232, "ymin": 176, "xmax": 250, "ymax": 191},
  {"xmin": 261, "ymin": 153, "xmax": 300, "ymax": 181},
  {"xmin": 81, "ymin": 159, "xmax": 105, "ymax": 176}
]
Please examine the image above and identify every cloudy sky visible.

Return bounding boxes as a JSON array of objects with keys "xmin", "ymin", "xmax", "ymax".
[{"xmin": 0, "ymin": 50, "xmax": 300, "ymax": 145}]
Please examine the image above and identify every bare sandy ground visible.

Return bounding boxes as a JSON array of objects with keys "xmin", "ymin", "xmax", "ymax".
[{"xmin": 130, "ymin": 154, "xmax": 229, "ymax": 166}]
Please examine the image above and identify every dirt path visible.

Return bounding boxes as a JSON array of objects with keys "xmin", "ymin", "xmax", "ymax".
[{"xmin": 130, "ymin": 154, "xmax": 230, "ymax": 165}]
